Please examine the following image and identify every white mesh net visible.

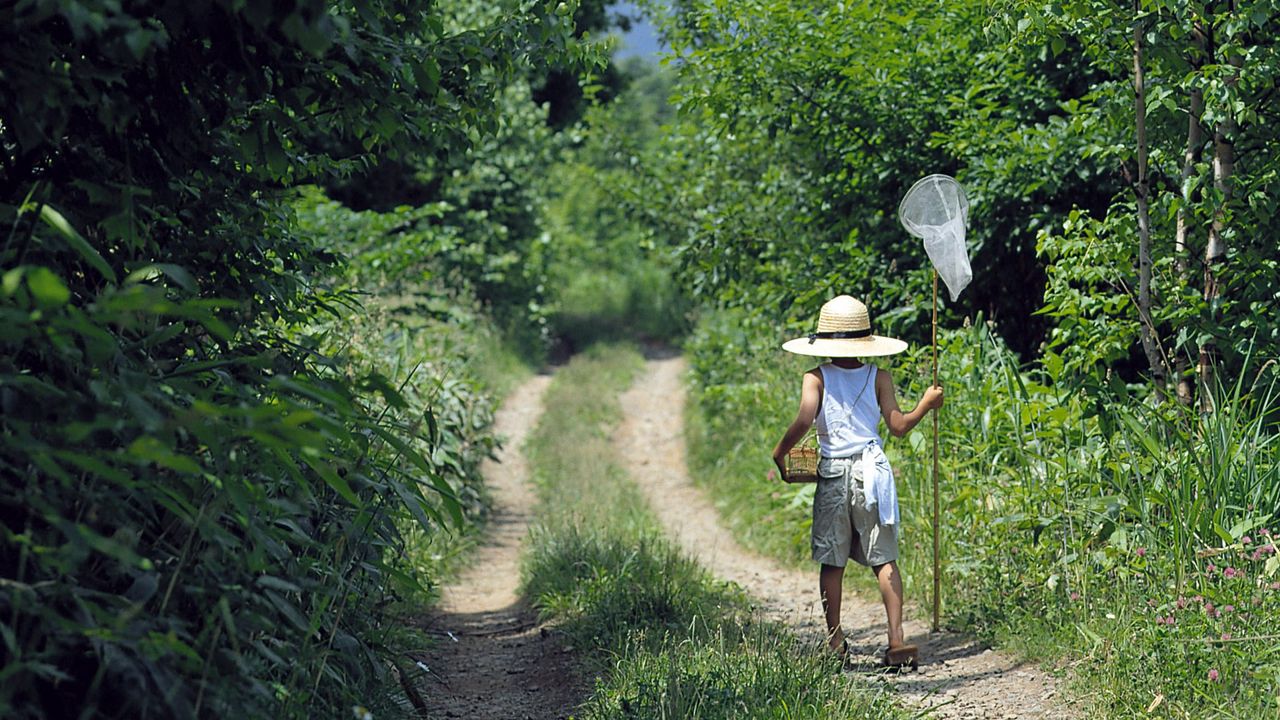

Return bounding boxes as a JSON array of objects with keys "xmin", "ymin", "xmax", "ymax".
[{"xmin": 898, "ymin": 174, "xmax": 972, "ymax": 301}]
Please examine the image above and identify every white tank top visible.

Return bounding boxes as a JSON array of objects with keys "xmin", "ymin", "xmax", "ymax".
[{"xmin": 815, "ymin": 363, "xmax": 882, "ymax": 458}]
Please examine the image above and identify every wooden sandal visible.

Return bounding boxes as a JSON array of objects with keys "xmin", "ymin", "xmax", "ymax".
[{"xmin": 881, "ymin": 644, "xmax": 918, "ymax": 670}]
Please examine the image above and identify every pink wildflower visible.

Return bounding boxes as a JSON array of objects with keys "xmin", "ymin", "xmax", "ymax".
[
  {"xmin": 1193, "ymin": 595, "xmax": 1204, "ymax": 603},
  {"xmin": 1242, "ymin": 536, "xmax": 1252, "ymax": 545},
  {"xmin": 766, "ymin": 468, "xmax": 777, "ymax": 481},
  {"xmin": 1261, "ymin": 528, "xmax": 1272, "ymax": 537},
  {"xmin": 1264, "ymin": 544, "xmax": 1277, "ymax": 554},
  {"xmin": 1205, "ymin": 601, "xmax": 1215, "ymax": 615},
  {"xmin": 1270, "ymin": 582, "xmax": 1280, "ymax": 591},
  {"xmin": 1069, "ymin": 591, "xmax": 1081, "ymax": 601},
  {"xmin": 1208, "ymin": 669, "xmax": 1220, "ymax": 682},
  {"xmin": 1221, "ymin": 632, "xmax": 1232, "ymax": 641},
  {"xmin": 1207, "ymin": 563, "xmax": 1217, "ymax": 573},
  {"xmin": 1136, "ymin": 547, "xmax": 1148, "ymax": 558},
  {"xmin": 1176, "ymin": 597, "xmax": 1189, "ymax": 610},
  {"xmin": 1222, "ymin": 604, "xmax": 1235, "ymax": 613},
  {"xmin": 1223, "ymin": 567, "xmax": 1238, "ymax": 579}
]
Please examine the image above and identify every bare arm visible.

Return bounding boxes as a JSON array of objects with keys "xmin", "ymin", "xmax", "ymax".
[
  {"xmin": 877, "ymin": 368, "xmax": 944, "ymax": 438},
  {"xmin": 771, "ymin": 369, "xmax": 823, "ymax": 478}
]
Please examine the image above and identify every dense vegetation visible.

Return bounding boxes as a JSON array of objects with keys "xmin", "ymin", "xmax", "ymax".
[
  {"xmin": 0, "ymin": 0, "xmax": 606, "ymax": 716},
  {"xmin": 5, "ymin": 0, "xmax": 1279, "ymax": 717},
  {"xmin": 627, "ymin": 1, "xmax": 1280, "ymax": 717}
]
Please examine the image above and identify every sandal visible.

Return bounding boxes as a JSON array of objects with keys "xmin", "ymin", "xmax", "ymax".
[{"xmin": 881, "ymin": 644, "xmax": 918, "ymax": 670}]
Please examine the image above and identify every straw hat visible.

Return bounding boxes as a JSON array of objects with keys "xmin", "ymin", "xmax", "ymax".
[{"xmin": 782, "ymin": 295, "xmax": 908, "ymax": 357}]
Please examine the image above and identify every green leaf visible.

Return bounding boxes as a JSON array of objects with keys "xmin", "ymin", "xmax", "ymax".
[
  {"xmin": 256, "ymin": 575, "xmax": 304, "ymax": 593},
  {"xmin": 301, "ymin": 454, "xmax": 361, "ymax": 506},
  {"xmin": 3, "ymin": 267, "xmax": 26, "ymax": 296},
  {"xmin": 367, "ymin": 423, "xmax": 463, "ymax": 526},
  {"xmin": 55, "ymin": 519, "xmax": 153, "ymax": 571},
  {"xmin": 127, "ymin": 436, "xmax": 203, "ymax": 474},
  {"xmin": 411, "ymin": 59, "xmax": 440, "ymax": 96},
  {"xmin": 40, "ymin": 205, "xmax": 117, "ymax": 283},
  {"xmin": 124, "ymin": 263, "xmax": 197, "ymax": 292},
  {"xmin": 27, "ymin": 267, "xmax": 71, "ymax": 307}
]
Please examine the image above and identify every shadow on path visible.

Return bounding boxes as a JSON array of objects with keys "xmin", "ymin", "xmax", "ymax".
[
  {"xmin": 408, "ymin": 373, "xmax": 587, "ymax": 719},
  {"xmin": 413, "ymin": 599, "xmax": 581, "ymax": 720}
]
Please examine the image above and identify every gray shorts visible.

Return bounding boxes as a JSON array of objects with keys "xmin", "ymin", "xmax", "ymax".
[{"xmin": 811, "ymin": 455, "xmax": 899, "ymax": 568}]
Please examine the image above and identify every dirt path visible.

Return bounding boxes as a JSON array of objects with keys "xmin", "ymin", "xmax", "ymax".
[
  {"xmin": 414, "ymin": 372, "xmax": 583, "ymax": 720},
  {"xmin": 617, "ymin": 354, "xmax": 1077, "ymax": 719}
]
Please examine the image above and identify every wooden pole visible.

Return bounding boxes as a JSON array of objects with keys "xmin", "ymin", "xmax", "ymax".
[{"xmin": 931, "ymin": 270, "xmax": 941, "ymax": 633}]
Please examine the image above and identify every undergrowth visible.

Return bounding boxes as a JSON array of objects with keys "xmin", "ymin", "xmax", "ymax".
[{"xmin": 684, "ymin": 307, "xmax": 1280, "ymax": 718}]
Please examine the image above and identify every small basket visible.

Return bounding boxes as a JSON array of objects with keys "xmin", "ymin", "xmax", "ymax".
[{"xmin": 784, "ymin": 432, "xmax": 820, "ymax": 483}]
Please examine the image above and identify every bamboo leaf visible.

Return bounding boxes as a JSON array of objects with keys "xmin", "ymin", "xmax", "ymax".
[{"xmin": 40, "ymin": 205, "xmax": 117, "ymax": 283}]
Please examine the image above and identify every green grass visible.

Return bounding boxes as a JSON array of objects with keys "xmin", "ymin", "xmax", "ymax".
[
  {"xmin": 520, "ymin": 343, "xmax": 907, "ymax": 719},
  {"xmin": 682, "ymin": 308, "xmax": 1280, "ymax": 719}
]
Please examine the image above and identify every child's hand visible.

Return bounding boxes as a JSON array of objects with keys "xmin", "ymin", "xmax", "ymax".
[{"xmin": 922, "ymin": 385, "xmax": 944, "ymax": 410}]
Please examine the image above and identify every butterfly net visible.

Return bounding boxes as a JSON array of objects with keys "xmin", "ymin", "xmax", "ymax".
[{"xmin": 898, "ymin": 174, "xmax": 972, "ymax": 301}]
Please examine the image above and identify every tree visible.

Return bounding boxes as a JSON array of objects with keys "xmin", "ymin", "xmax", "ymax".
[{"xmin": 0, "ymin": 1, "xmax": 584, "ymax": 716}]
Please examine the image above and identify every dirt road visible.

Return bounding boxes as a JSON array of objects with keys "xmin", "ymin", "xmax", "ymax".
[{"xmin": 417, "ymin": 354, "xmax": 1077, "ymax": 719}]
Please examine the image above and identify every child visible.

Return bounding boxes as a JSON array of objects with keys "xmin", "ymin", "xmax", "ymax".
[{"xmin": 771, "ymin": 295, "xmax": 943, "ymax": 668}]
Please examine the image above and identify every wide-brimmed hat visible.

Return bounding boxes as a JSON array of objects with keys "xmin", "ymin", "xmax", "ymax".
[{"xmin": 781, "ymin": 295, "xmax": 908, "ymax": 357}]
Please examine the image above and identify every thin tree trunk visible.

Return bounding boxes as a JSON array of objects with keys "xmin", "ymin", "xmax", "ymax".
[
  {"xmin": 1200, "ymin": 10, "xmax": 1239, "ymax": 413},
  {"xmin": 1174, "ymin": 26, "xmax": 1206, "ymax": 406},
  {"xmin": 1133, "ymin": 3, "xmax": 1168, "ymax": 397}
]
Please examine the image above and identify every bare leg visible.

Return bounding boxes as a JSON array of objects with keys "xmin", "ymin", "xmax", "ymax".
[
  {"xmin": 873, "ymin": 561, "xmax": 906, "ymax": 648},
  {"xmin": 819, "ymin": 563, "xmax": 845, "ymax": 651}
]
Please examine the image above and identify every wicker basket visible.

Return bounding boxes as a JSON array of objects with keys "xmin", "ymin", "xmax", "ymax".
[{"xmin": 784, "ymin": 432, "xmax": 820, "ymax": 483}]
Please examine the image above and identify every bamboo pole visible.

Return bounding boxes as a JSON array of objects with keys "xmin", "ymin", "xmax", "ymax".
[{"xmin": 931, "ymin": 270, "xmax": 940, "ymax": 633}]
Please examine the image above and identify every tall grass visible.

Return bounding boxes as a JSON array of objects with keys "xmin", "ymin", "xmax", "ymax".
[
  {"xmin": 521, "ymin": 343, "xmax": 906, "ymax": 719},
  {"xmin": 685, "ymin": 308, "xmax": 1280, "ymax": 718}
]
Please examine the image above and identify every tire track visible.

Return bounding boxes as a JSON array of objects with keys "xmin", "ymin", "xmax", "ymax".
[{"xmin": 414, "ymin": 372, "xmax": 583, "ymax": 720}]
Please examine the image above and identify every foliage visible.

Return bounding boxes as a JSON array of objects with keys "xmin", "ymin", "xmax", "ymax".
[
  {"xmin": 0, "ymin": 1, "xmax": 586, "ymax": 716},
  {"xmin": 630, "ymin": 0, "xmax": 1127, "ymax": 357},
  {"xmin": 630, "ymin": 0, "xmax": 1280, "ymax": 395},
  {"xmin": 1000, "ymin": 0, "xmax": 1280, "ymax": 386},
  {"xmin": 618, "ymin": 3, "xmax": 1280, "ymax": 708},
  {"xmin": 539, "ymin": 60, "xmax": 692, "ymax": 350},
  {"xmin": 683, "ymin": 306, "xmax": 1280, "ymax": 717}
]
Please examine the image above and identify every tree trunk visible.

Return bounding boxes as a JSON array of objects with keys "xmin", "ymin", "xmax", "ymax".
[
  {"xmin": 1174, "ymin": 26, "xmax": 1206, "ymax": 406},
  {"xmin": 1200, "ymin": 10, "xmax": 1239, "ymax": 413},
  {"xmin": 1133, "ymin": 3, "xmax": 1168, "ymax": 397}
]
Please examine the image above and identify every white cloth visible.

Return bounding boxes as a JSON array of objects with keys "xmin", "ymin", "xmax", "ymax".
[{"xmin": 860, "ymin": 440, "xmax": 898, "ymax": 526}]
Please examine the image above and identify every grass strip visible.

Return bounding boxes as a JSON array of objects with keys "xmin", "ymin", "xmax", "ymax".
[{"xmin": 521, "ymin": 343, "xmax": 906, "ymax": 719}]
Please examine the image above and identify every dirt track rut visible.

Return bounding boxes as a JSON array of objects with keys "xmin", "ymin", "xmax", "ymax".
[{"xmin": 415, "ymin": 373, "xmax": 583, "ymax": 720}]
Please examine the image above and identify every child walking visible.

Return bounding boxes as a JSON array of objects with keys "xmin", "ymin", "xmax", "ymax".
[{"xmin": 771, "ymin": 295, "xmax": 943, "ymax": 668}]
